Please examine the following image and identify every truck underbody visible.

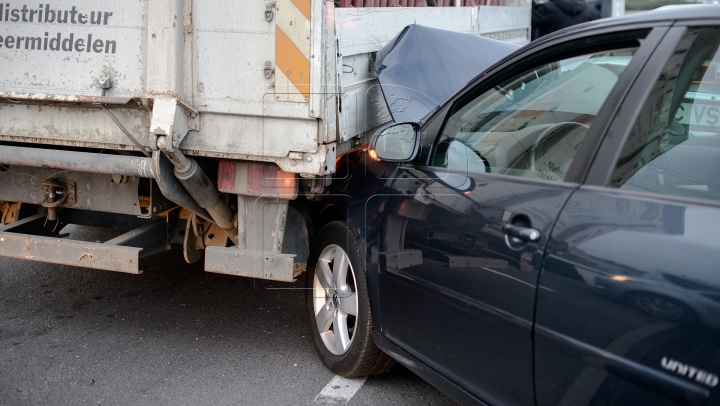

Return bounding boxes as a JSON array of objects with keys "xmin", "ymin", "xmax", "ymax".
[{"xmin": 0, "ymin": 143, "xmax": 317, "ymax": 281}]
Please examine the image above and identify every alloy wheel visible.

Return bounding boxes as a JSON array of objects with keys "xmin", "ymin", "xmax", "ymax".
[{"xmin": 312, "ymin": 244, "xmax": 359, "ymax": 355}]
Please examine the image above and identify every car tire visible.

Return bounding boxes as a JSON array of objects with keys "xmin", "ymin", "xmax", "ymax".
[{"xmin": 305, "ymin": 220, "xmax": 396, "ymax": 377}]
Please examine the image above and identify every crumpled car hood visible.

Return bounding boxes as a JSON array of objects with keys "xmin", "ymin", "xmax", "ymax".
[{"xmin": 374, "ymin": 25, "xmax": 519, "ymax": 124}]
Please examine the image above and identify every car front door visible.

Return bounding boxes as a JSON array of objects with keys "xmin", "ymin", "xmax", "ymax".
[
  {"xmin": 377, "ymin": 28, "xmax": 655, "ymax": 406},
  {"xmin": 535, "ymin": 25, "xmax": 720, "ymax": 406}
]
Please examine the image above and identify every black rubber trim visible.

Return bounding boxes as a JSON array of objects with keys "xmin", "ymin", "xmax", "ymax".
[
  {"xmin": 566, "ymin": 26, "xmax": 670, "ymax": 184},
  {"xmin": 584, "ymin": 26, "xmax": 689, "ymax": 186},
  {"xmin": 386, "ymin": 267, "xmax": 532, "ymax": 330},
  {"xmin": 372, "ymin": 331, "xmax": 491, "ymax": 406}
]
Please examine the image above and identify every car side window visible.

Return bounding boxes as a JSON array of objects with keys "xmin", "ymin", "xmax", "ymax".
[
  {"xmin": 611, "ymin": 27, "xmax": 720, "ymax": 202},
  {"xmin": 432, "ymin": 48, "xmax": 638, "ymax": 182}
]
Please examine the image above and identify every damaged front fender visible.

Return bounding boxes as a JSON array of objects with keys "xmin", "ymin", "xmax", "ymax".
[{"xmin": 374, "ymin": 24, "xmax": 519, "ymax": 124}]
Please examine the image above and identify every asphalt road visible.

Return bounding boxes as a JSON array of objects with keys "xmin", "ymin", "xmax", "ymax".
[{"xmin": 0, "ymin": 225, "xmax": 454, "ymax": 406}]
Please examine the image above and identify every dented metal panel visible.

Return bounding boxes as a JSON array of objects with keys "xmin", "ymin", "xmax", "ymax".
[
  {"xmin": 374, "ymin": 24, "xmax": 519, "ymax": 123},
  {"xmin": 334, "ymin": 6, "xmax": 529, "ymax": 141}
]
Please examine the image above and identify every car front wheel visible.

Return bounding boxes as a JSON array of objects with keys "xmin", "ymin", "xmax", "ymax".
[{"xmin": 305, "ymin": 221, "xmax": 395, "ymax": 377}]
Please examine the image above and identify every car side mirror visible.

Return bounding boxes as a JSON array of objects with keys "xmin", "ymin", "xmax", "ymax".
[{"xmin": 369, "ymin": 123, "xmax": 419, "ymax": 163}]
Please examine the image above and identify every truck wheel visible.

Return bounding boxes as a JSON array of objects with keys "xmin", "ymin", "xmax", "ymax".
[{"xmin": 306, "ymin": 221, "xmax": 395, "ymax": 377}]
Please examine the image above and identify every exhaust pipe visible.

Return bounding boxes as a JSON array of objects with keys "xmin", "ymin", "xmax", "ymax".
[{"xmin": 156, "ymin": 136, "xmax": 238, "ymax": 244}]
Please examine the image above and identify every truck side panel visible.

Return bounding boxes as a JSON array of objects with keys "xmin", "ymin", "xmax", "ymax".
[
  {"xmin": 0, "ymin": 1, "xmax": 530, "ymax": 177},
  {"xmin": 0, "ymin": 1, "xmax": 147, "ymax": 97}
]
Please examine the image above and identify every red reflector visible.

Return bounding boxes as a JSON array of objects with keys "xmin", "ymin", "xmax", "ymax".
[
  {"xmin": 217, "ymin": 160, "xmax": 297, "ymax": 199},
  {"xmin": 217, "ymin": 160, "xmax": 236, "ymax": 192}
]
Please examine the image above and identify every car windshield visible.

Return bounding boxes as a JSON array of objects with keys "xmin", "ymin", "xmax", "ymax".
[
  {"xmin": 435, "ymin": 48, "xmax": 637, "ymax": 180},
  {"xmin": 459, "ymin": 52, "xmax": 633, "ymax": 136}
]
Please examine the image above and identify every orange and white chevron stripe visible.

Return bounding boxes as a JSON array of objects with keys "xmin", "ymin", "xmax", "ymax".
[{"xmin": 275, "ymin": 0, "xmax": 311, "ymax": 102}]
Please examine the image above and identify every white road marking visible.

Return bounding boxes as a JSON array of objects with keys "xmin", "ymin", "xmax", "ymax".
[{"xmin": 314, "ymin": 375, "xmax": 367, "ymax": 405}]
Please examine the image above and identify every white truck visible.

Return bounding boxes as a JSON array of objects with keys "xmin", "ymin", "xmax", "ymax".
[{"xmin": 0, "ymin": 0, "xmax": 530, "ymax": 280}]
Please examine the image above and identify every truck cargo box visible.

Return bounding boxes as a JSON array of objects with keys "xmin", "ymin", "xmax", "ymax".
[{"xmin": 0, "ymin": 0, "xmax": 530, "ymax": 175}]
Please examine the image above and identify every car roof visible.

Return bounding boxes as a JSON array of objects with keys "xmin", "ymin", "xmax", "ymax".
[
  {"xmin": 616, "ymin": 4, "xmax": 720, "ymax": 21},
  {"xmin": 533, "ymin": 5, "xmax": 720, "ymax": 46},
  {"xmin": 419, "ymin": 5, "xmax": 720, "ymax": 126}
]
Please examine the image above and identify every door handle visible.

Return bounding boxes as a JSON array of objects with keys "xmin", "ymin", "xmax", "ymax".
[{"xmin": 502, "ymin": 224, "xmax": 541, "ymax": 243}]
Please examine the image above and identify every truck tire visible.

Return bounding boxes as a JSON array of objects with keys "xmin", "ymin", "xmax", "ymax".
[{"xmin": 305, "ymin": 221, "xmax": 395, "ymax": 377}]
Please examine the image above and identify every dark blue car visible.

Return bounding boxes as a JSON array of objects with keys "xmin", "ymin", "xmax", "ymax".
[{"xmin": 303, "ymin": 6, "xmax": 720, "ymax": 405}]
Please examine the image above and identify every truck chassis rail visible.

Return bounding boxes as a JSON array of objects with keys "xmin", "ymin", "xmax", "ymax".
[{"xmin": 0, "ymin": 213, "xmax": 173, "ymax": 274}]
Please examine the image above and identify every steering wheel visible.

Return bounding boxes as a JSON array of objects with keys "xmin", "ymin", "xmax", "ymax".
[
  {"xmin": 530, "ymin": 122, "xmax": 590, "ymax": 172},
  {"xmin": 465, "ymin": 143, "xmax": 491, "ymax": 173}
]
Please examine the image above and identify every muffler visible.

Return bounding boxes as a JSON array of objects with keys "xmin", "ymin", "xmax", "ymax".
[{"xmin": 156, "ymin": 136, "xmax": 238, "ymax": 244}]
